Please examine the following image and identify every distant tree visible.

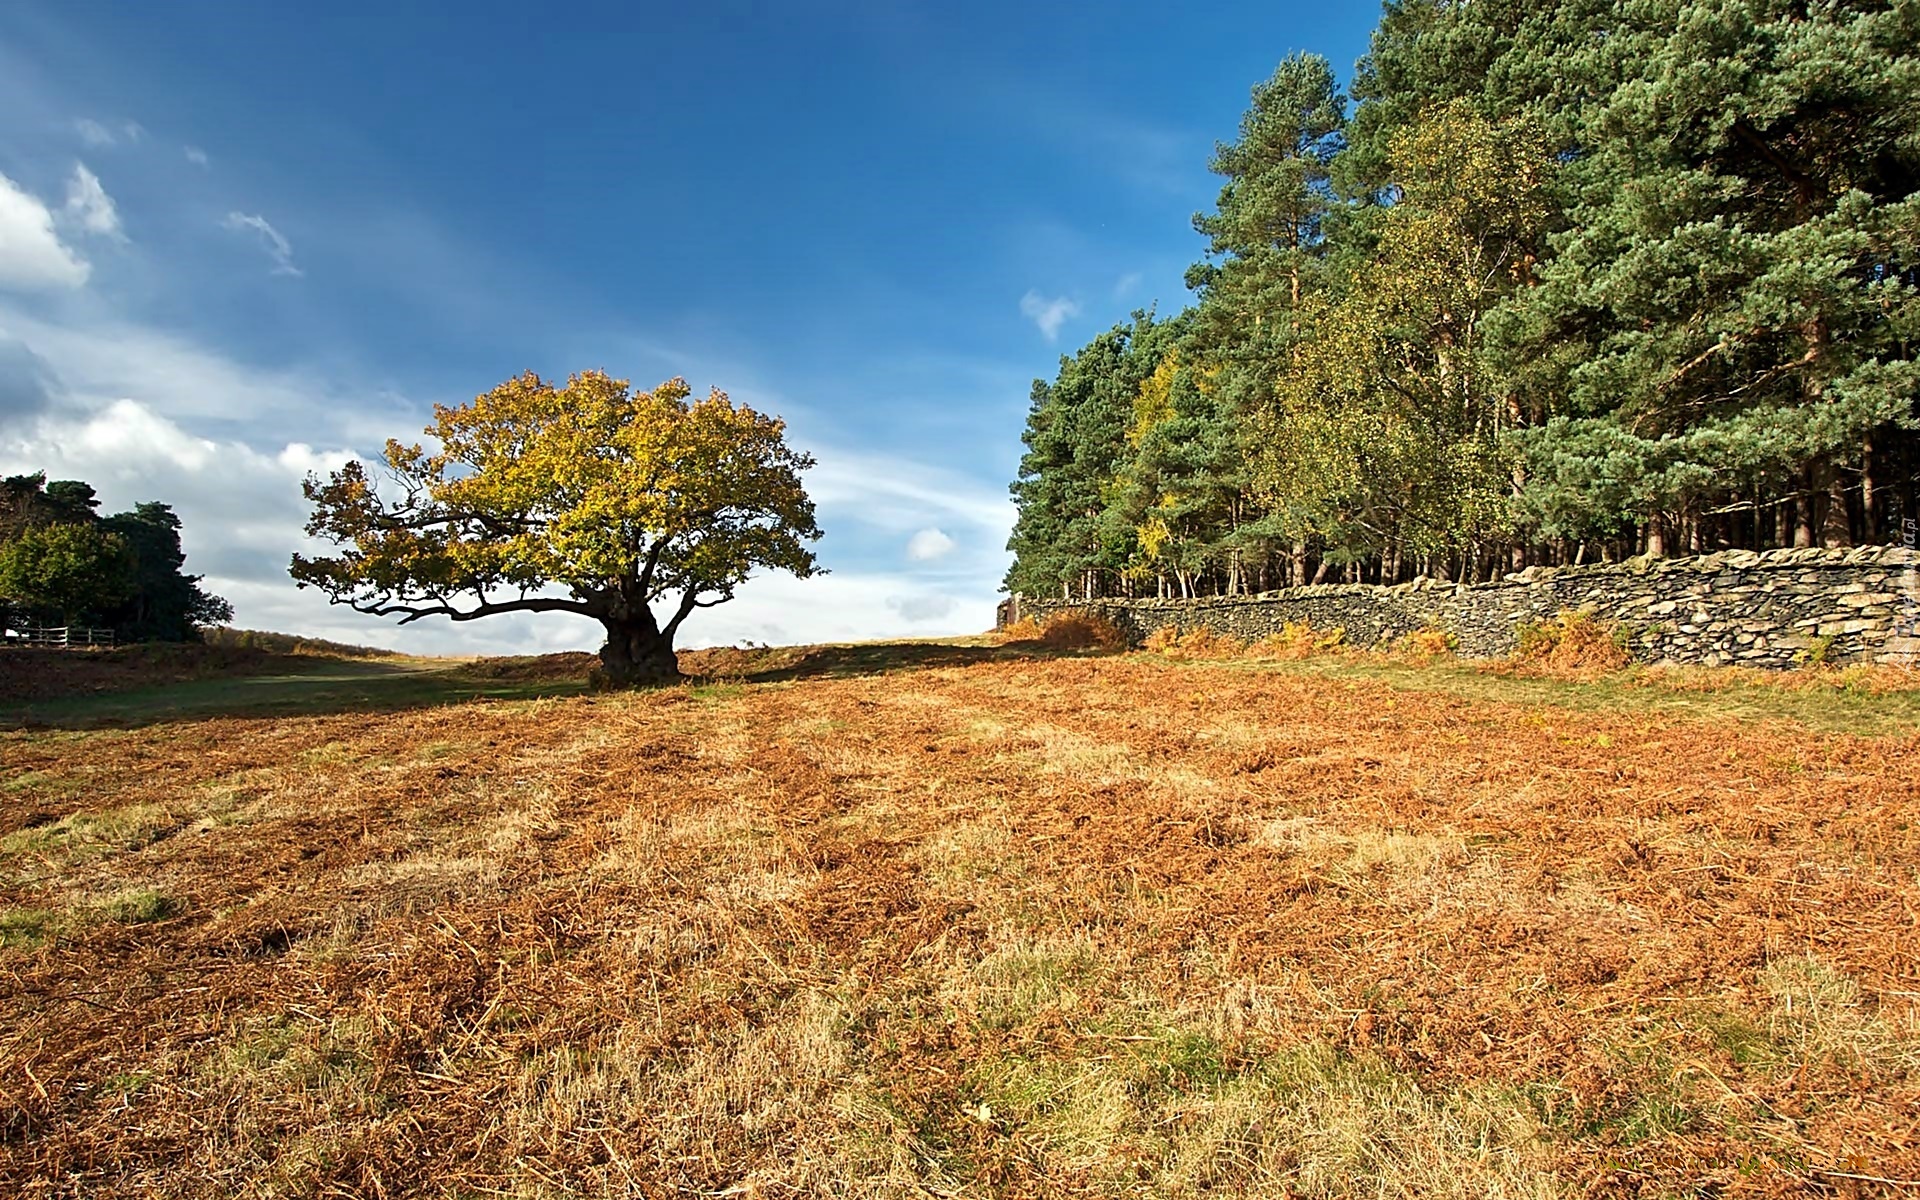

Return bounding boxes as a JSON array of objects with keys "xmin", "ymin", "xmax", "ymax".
[
  {"xmin": 102, "ymin": 503, "xmax": 235, "ymax": 640},
  {"xmin": 291, "ymin": 371, "xmax": 822, "ymax": 686},
  {"xmin": 1006, "ymin": 314, "xmax": 1175, "ymax": 600},
  {"xmin": 0, "ymin": 521, "xmax": 135, "ymax": 626},
  {"xmin": 2, "ymin": 473, "xmax": 100, "ymax": 538},
  {"xmin": 0, "ymin": 474, "xmax": 233, "ymax": 640},
  {"xmin": 1003, "ymin": 0, "xmax": 1920, "ymax": 594}
]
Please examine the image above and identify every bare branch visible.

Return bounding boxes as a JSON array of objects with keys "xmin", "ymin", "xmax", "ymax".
[{"xmin": 349, "ymin": 595, "xmax": 594, "ymax": 624}]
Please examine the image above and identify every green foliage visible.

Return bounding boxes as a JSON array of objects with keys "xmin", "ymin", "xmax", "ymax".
[
  {"xmin": 0, "ymin": 474, "xmax": 228, "ymax": 639},
  {"xmin": 0, "ymin": 520, "xmax": 135, "ymax": 625},
  {"xmin": 1005, "ymin": 1, "xmax": 1920, "ymax": 600},
  {"xmin": 201, "ymin": 627, "xmax": 392, "ymax": 658},
  {"xmin": 292, "ymin": 371, "xmax": 822, "ymax": 685},
  {"xmin": 1006, "ymin": 315, "xmax": 1179, "ymax": 598},
  {"xmin": 102, "ymin": 503, "xmax": 234, "ymax": 640},
  {"xmin": 1795, "ymin": 633, "xmax": 1838, "ymax": 668}
]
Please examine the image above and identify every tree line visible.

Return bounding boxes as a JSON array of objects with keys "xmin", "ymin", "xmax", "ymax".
[
  {"xmin": 0, "ymin": 473, "xmax": 232, "ymax": 640},
  {"xmin": 1007, "ymin": 0, "xmax": 1920, "ymax": 600}
]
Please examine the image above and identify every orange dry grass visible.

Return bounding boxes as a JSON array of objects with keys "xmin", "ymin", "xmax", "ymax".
[
  {"xmin": 1145, "ymin": 620, "xmax": 1345, "ymax": 661},
  {"xmin": 993, "ymin": 610, "xmax": 1129, "ymax": 652},
  {"xmin": 1393, "ymin": 627, "xmax": 1457, "ymax": 662},
  {"xmin": 1144, "ymin": 624, "xmax": 1247, "ymax": 658},
  {"xmin": 1511, "ymin": 610, "xmax": 1632, "ymax": 673},
  {"xmin": 1635, "ymin": 661, "xmax": 1920, "ymax": 696},
  {"xmin": 1, "ymin": 653, "xmax": 1916, "ymax": 1197}
]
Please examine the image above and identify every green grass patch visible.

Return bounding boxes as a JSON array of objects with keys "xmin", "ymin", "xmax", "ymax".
[
  {"xmin": 1697, "ymin": 1010, "xmax": 1782, "ymax": 1069},
  {"xmin": 1, "ymin": 802, "xmax": 178, "ymax": 860},
  {"xmin": 4, "ymin": 657, "xmax": 586, "ymax": 729},
  {"xmin": 0, "ymin": 906, "xmax": 61, "ymax": 948},
  {"xmin": 1177, "ymin": 653, "xmax": 1920, "ymax": 735},
  {"xmin": 100, "ymin": 886, "xmax": 180, "ymax": 924}
]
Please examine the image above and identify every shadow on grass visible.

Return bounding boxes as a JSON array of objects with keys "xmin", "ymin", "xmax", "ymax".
[
  {"xmin": 2, "ymin": 639, "xmax": 1085, "ymax": 730},
  {"xmin": 1, "ymin": 656, "xmax": 589, "ymax": 731},
  {"xmin": 702, "ymin": 639, "xmax": 1059, "ymax": 684}
]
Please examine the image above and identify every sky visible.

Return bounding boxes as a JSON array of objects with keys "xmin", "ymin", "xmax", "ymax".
[{"xmin": 0, "ymin": 1, "xmax": 1379, "ymax": 655}]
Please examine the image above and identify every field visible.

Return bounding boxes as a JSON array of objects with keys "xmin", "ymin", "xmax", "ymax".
[{"xmin": 1, "ymin": 640, "xmax": 1917, "ymax": 1197}]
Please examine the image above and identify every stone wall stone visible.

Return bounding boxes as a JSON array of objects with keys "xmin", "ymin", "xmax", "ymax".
[{"xmin": 1003, "ymin": 546, "xmax": 1920, "ymax": 668}]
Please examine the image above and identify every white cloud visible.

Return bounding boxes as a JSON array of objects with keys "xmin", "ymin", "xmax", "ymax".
[
  {"xmin": 73, "ymin": 117, "xmax": 116, "ymax": 147},
  {"xmin": 63, "ymin": 163, "xmax": 124, "ymax": 241},
  {"xmin": 886, "ymin": 592, "xmax": 958, "ymax": 623},
  {"xmin": 58, "ymin": 397, "xmax": 217, "ymax": 470},
  {"xmin": 0, "ymin": 396, "xmax": 358, "ymax": 627},
  {"xmin": 803, "ymin": 448, "xmax": 1015, "ymax": 538},
  {"xmin": 0, "ymin": 172, "xmax": 89, "ymax": 290},
  {"xmin": 184, "ymin": 145, "xmax": 209, "ymax": 167},
  {"xmin": 72, "ymin": 118, "xmax": 143, "ymax": 147},
  {"xmin": 0, "ymin": 305, "xmax": 383, "ymax": 430},
  {"xmin": 906, "ymin": 527, "xmax": 956, "ymax": 561},
  {"xmin": 1020, "ymin": 289, "xmax": 1079, "ymax": 341},
  {"xmin": 676, "ymin": 570, "xmax": 998, "ymax": 649},
  {"xmin": 1113, "ymin": 271, "xmax": 1142, "ymax": 299},
  {"xmin": 223, "ymin": 211, "xmax": 302, "ymax": 276}
]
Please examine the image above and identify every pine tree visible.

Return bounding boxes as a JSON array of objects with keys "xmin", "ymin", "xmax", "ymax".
[{"xmin": 1500, "ymin": 0, "xmax": 1920, "ymax": 552}]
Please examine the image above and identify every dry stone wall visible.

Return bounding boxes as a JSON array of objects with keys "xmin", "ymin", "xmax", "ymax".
[{"xmin": 1005, "ymin": 546, "xmax": 1920, "ymax": 668}]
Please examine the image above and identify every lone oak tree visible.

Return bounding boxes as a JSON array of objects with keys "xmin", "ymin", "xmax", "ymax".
[{"xmin": 290, "ymin": 371, "xmax": 821, "ymax": 686}]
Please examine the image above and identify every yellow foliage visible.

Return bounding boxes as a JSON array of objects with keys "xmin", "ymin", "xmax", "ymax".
[
  {"xmin": 1127, "ymin": 353, "xmax": 1180, "ymax": 448},
  {"xmin": 1249, "ymin": 621, "xmax": 1346, "ymax": 660},
  {"xmin": 291, "ymin": 372, "xmax": 821, "ymax": 633},
  {"xmin": 1142, "ymin": 625, "xmax": 1248, "ymax": 659},
  {"xmin": 1393, "ymin": 627, "xmax": 1456, "ymax": 662}
]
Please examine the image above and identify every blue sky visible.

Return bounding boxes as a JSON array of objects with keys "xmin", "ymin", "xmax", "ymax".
[{"xmin": 0, "ymin": 1, "xmax": 1378, "ymax": 653}]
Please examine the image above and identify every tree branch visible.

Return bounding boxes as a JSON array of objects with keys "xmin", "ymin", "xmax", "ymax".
[
  {"xmin": 349, "ymin": 595, "xmax": 594, "ymax": 625},
  {"xmin": 661, "ymin": 587, "xmax": 704, "ymax": 639},
  {"xmin": 635, "ymin": 535, "xmax": 669, "ymax": 596}
]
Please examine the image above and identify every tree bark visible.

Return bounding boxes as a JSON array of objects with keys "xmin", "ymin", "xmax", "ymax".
[
  {"xmin": 1861, "ymin": 438, "xmax": 1878, "ymax": 543},
  {"xmin": 597, "ymin": 613, "xmax": 682, "ymax": 688},
  {"xmin": 1794, "ymin": 466, "xmax": 1818, "ymax": 547},
  {"xmin": 1821, "ymin": 458, "xmax": 1853, "ymax": 548}
]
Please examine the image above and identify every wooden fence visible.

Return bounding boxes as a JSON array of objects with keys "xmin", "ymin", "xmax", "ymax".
[{"xmin": 6, "ymin": 626, "xmax": 116, "ymax": 649}]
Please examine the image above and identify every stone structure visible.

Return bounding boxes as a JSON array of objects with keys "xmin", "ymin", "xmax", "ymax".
[{"xmin": 1002, "ymin": 546, "xmax": 1920, "ymax": 668}]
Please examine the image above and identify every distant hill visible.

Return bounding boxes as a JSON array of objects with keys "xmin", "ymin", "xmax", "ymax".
[{"xmin": 200, "ymin": 627, "xmax": 397, "ymax": 659}]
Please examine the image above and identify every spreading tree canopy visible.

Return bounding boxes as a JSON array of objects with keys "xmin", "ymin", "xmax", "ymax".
[{"xmin": 291, "ymin": 371, "xmax": 823, "ymax": 686}]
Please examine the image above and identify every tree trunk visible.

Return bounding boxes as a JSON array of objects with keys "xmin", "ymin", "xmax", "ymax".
[
  {"xmin": 597, "ymin": 614, "xmax": 682, "ymax": 688},
  {"xmin": 1794, "ymin": 467, "xmax": 1818, "ymax": 547},
  {"xmin": 1861, "ymin": 438, "xmax": 1878, "ymax": 543},
  {"xmin": 1821, "ymin": 459, "xmax": 1853, "ymax": 548}
]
